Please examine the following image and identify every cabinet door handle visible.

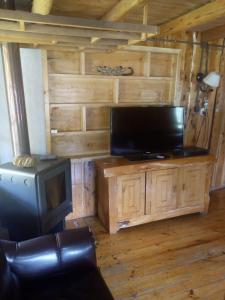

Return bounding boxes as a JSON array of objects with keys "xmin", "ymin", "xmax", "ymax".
[
  {"xmin": 182, "ymin": 183, "xmax": 185, "ymax": 190},
  {"xmin": 173, "ymin": 185, "xmax": 176, "ymax": 193}
]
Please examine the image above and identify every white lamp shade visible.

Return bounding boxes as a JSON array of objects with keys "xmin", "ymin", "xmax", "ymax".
[{"xmin": 203, "ymin": 71, "xmax": 220, "ymax": 88}]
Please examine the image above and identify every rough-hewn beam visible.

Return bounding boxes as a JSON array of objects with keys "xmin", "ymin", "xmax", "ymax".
[
  {"xmin": 116, "ymin": 3, "xmax": 150, "ymax": 51},
  {"xmin": 0, "ymin": 20, "xmax": 141, "ymax": 40},
  {"xmin": 153, "ymin": 0, "xmax": 225, "ymax": 37},
  {"xmin": 91, "ymin": 0, "xmax": 146, "ymax": 44},
  {"xmin": 202, "ymin": 24, "xmax": 225, "ymax": 41},
  {"xmin": 102, "ymin": 0, "xmax": 146, "ymax": 21},
  {"xmin": 0, "ymin": 9, "xmax": 158, "ymax": 34},
  {"xmin": 32, "ymin": 0, "xmax": 53, "ymax": 15},
  {"xmin": 0, "ymin": 29, "xmax": 126, "ymax": 47}
]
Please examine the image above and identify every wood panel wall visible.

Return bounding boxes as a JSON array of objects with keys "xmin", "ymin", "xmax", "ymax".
[
  {"xmin": 147, "ymin": 32, "xmax": 225, "ymax": 190},
  {"xmin": 43, "ymin": 37, "xmax": 225, "ymax": 219},
  {"xmin": 43, "ymin": 46, "xmax": 181, "ymax": 219}
]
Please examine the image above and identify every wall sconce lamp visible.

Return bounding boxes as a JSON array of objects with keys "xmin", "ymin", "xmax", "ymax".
[
  {"xmin": 202, "ymin": 71, "xmax": 220, "ymax": 88},
  {"xmin": 195, "ymin": 71, "xmax": 221, "ymax": 114}
]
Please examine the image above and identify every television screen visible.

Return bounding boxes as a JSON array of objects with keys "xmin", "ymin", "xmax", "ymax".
[{"xmin": 110, "ymin": 106, "xmax": 184, "ymax": 156}]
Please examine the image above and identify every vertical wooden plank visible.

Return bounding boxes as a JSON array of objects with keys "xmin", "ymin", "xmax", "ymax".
[
  {"xmin": 83, "ymin": 159, "xmax": 96, "ymax": 216},
  {"xmin": 144, "ymin": 52, "xmax": 151, "ymax": 77},
  {"xmin": 113, "ymin": 78, "xmax": 119, "ymax": 104},
  {"xmin": 80, "ymin": 51, "xmax": 85, "ymax": 75},
  {"xmin": 82, "ymin": 106, "xmax": 86, "ymax": 132},
  {"xmin": 173, "ymin": 51, "xmax": 182, "ymax": 105},
  {"xmin": 210, "ymin": 39, "xmax": 225, "ymax": 188},
  {"xmin": 184, "ymin": 32, "xmax": 202, "ymax": 146}
]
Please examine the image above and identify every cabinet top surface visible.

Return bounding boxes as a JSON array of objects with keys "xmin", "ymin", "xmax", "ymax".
[{"xmin": 95, "ymin": 154, "xmax": 215, "ymax": 178}]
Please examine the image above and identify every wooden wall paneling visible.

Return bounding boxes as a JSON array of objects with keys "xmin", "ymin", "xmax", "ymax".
[
  {"xmin": 172, "ymin": 50, "xmax": 182, "ymax": 105},
  {"xmin": 176, "ymin": 32, "xmax": 193, "ymax": 108},
  {"xmin": 113, "ymin": 78, "xmax": 119, "ymax": 104},
  {"xmin": 80, "ymin": 51, "xmax": 85, "ymax": 75},
  {"xmin": 145, "ymin": 33, "xmax": 225, "ymax": 190},
  {"xmin": 48, "ymin": 75, "xmax": 115, "ymax": 103},
  {"xmin": 146, "ymin": 32, "xmax": 188, "ymax": 107},
  {"xmin": 212, "ymin": 123, "xmax": 225, "ymax": 189},
  {"xmin": 184, "ymin": 32, "xmax": 202, "ymax": 146},
  {"xmin": 68, "ymin": 155, "xmax": 109, "ymax": 220},
  {"xmin": 83, "ymin": 159, "xmax": 96, "ymax": 216},
  {"xmin": 210, "ymin": 39, "xmax": 225, "ymax": 188},
  {"xmin": 51, "ymin": 131, "xmax": 110, "ymax": 156},
  {"xmin": 50, "ymin": 104, "xmax": 82, "ymax": 132},
  {"xmin": 47, "ymin": 50, "xmax": 81, "ymax": 74},
  {"xmin": 86, "ymin": 106, "xmax": 110, "ymax": 130},
  {"xmin": 119, "ymin": 78, "xmax": 172, "ymax": 103},
  {"xmin": 67, "ymin": 159, "xmax": 84, "ymax": 220},
  {"xmin": 143, "ymin": 52, "xmax": 151, "ymax": 77},
  {"xmin": 81, "ymin": 106, "xmax": 86, "ymax": 131},
  {"xmin": 184, "ymin": 36, "xmax": 221, "ymax": 149},
  {"xmin": 46, "ymin": 46, "xmax": 182, "ymax": 219},
  {"xmin": 192, "ymin": 44, "xmax": 221, "ymax": 149},
  {"xmin": 150, "ymin": 52, "xmax": 176, "ymax": 77}
]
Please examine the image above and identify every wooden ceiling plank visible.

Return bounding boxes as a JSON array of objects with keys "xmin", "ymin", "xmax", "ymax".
[
  {"xmin": 32, "ymin": 0, "xmax": 53, "ymax": 15},
  {"xmin": 91, "ymin": 0, "xmax": 147, "ymax": 44},
  {"xmin": 202, "ymin": 24, "xmax": 225, "ymax": 41},
  {"xmin": 0, "ymin": 20, "xmax": 141, "ymax": 40},
  {"xmin": 156, "ymin": 0, "xmax": 225, "ymax": 37},
  {"xmin": 0, "ymin": 8, "xmax": 159, "ymax": 34}
]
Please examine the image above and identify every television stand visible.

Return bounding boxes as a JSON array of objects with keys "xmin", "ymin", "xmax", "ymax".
[{"xmin": 95, "ymin": 154, "xmax": 215, "ymax": 234}]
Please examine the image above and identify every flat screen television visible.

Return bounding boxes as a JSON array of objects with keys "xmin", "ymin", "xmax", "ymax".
[{"xmin": 110, "ymin": 106, "xmax": 184, "ymax": 156}]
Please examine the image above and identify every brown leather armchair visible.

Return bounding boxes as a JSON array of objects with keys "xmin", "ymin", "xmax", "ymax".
[{"xmin": 0, "ymin": 227, "xmax": 114, "ymax": 300}]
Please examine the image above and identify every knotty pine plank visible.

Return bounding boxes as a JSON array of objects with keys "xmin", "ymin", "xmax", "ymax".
[{"xmin": 67, "ymin": 189, "xmax": 225, "ymax": 300}]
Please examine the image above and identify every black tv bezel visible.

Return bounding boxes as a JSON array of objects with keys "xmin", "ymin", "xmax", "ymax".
[{"xmin": 110, "ymin": 105, "xmax": 185, "ymax": 156}]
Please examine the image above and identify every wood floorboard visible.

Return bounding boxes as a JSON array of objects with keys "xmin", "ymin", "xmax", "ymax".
[{"xmin": 67, "ymin": 189, "xmax": 225, "ymax": 300}]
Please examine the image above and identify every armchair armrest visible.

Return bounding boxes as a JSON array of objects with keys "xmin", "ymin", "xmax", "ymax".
[{"xmin": 0, "ymin": 227, "xmax": 96, "ymax": 280}]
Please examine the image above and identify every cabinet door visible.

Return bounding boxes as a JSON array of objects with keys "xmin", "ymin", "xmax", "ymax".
[
  {"xmin": 146, "ymin": 169, "xmax": 177, "ymax": 215},
  {"xmin": 117, "ymin": 173, "xmax": 145, "ymax": 221},
  {"xmin": 178, "ymin": 166, "xmax": 205, "ymax": 208}
]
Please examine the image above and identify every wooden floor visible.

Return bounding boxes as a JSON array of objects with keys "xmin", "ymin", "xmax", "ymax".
[{"xmin": 67, "ymin": 189, "xmax": 225, "ymax": 300}]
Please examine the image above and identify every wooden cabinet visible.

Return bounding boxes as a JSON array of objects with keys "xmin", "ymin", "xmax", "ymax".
[
  {"xmin": 146, "ymin": 168, "xmax": 178, "ymax": 215},
  {"xmin": 96, "ymin": 155, "xmax": 214, "ymax": 233},
  {"xmin": 117, "ymin": 173, "xmax": 145, "ymax": 221},
  {"xmin": 178, "ymin": 166, "xmax": 206, "ymax": 209}
]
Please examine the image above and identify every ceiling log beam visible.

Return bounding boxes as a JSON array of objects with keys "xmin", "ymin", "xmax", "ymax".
[
  {"xmin": 0, "ymin": 29, "xmax": 127, "ymax": 47},
  {"xmin": 154, "ymin": 0, "xmax": 225, "ymax": 38},
  {"xmin": 32, "ymin": 0, "xmax": 53, "ymax": 15},
  {"xmin": 0, "ymin": 20, "xmax": 141, "ymax": 40},
  {"xmin": 0, "ymin": 9, "xmax": 158, "ymax": 34},
  {"xmin": 91, "ymin": 0, "xmax": 147, "ymax": 44}
]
